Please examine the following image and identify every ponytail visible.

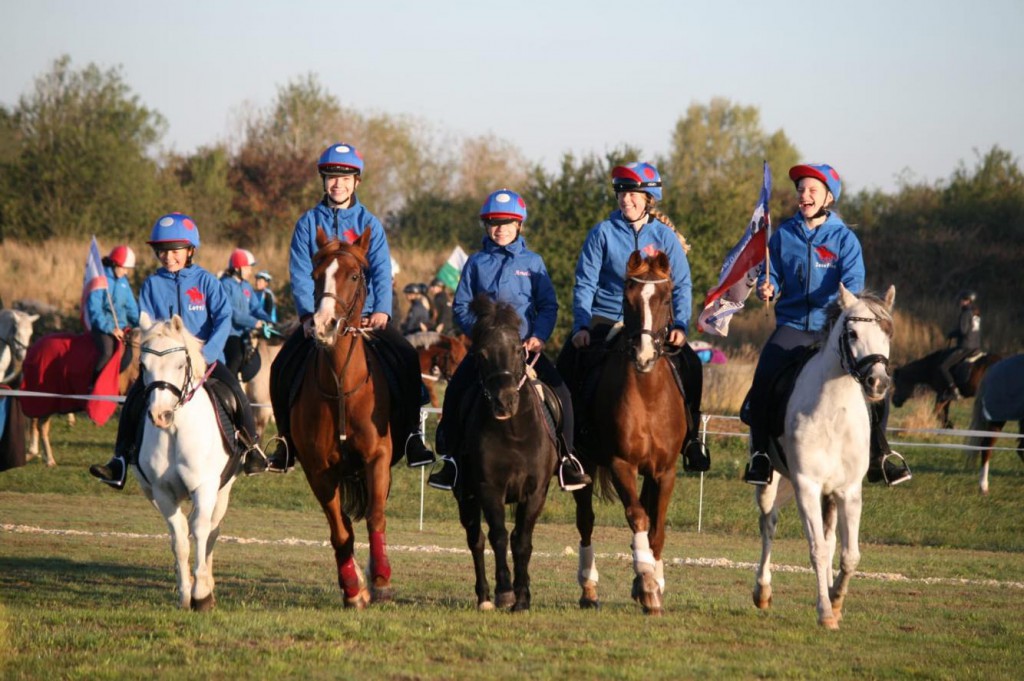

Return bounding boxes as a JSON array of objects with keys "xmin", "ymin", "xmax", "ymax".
[{"xmin": 646, "ymin": 197, "xmax": 691, "ymax": 255}]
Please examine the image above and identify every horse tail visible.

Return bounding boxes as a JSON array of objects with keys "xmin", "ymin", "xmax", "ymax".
[
  {"xmin": 340, "ymin": 474, "xmax": 370, "ymax": 521},
  {"xmin": 592, "ymin": 466, "xmax": 617, "ymax": 503}
]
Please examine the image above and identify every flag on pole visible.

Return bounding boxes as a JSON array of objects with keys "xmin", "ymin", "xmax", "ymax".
[
  {"xmin": 435, "ymin": 245, "xmax": 468, "ymax": 291},
  {"xmin": 697, "ymin": 161, "xmax": 772, "ymax": 336},
  {"xmin": 80, "ymin": 236, "xmax": 107, "ymax": 332}
]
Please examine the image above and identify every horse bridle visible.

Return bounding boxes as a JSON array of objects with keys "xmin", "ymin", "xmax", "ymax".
[
  {"xmin": 625, "ymin": 275, "xmax": 673, "ymax": 370},
  {"xmin": 838, "ymin": 315, "xmax": 891, "ymax": 386},
  {"xmin": 313, "ymin": 252, "xmax": 367, "ymax": 339},
  {"xmin": 478, "ymin": 348, "xmax": 535, "ymax": 403},
  {"xmin": 141, "ymin": 344, "xmax": 208, "ymax": 411},
  {"xmin": 0, "ymin": 325, "xmax": 28, "ymax": 361}
]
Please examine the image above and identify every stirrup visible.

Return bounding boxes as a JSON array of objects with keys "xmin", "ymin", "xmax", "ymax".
[
  {"xmin": 743, "ymin": 451, "xmax": 773, "ymax": 486},
  {"xmin": 879, "ymin": 451, "xmax": 912, "ymax": 487},
  {"xmin": 89, "ymin": 455, "xmax": 127, "ymax": 491},
  {"xmin": 427, "ymin": 456, "xmax": 458, "ymax": 491},
  {"xmin": 242, "ymin": 442, "xmax": 268, "ymax": 476},
  {"xmin": 405, "ymin": 432, "xmax": 435, "ymax": 468},
  {"xmin": 558, "ymin": 452, "xmax": 592, "ymax": 492},
  {"xmin": 682, "ymin": 438, "xmax": 711, "ymax": 473},
  {"xmin": 266, "ymin": 436, "xmax": 294, "ymax": 473}
]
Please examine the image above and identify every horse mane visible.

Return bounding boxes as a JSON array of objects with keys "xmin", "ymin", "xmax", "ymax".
[
  {"xmin": 406, "ymin": 331, "xmax": 444, "ymax": 349},
  {"xmin": 824, "ymin": 289, "xmax": 895, "ymax": 338},
  {"xmin": 140, "ymin": 317, "xmax": 208, "ymax": 374},
  {"xmin": 311, "ymin": 237, "xmax": 369, "ymax": 280},
  {"xmin": 469, "ymin": 295, "xmax": 521, "ymax": 346}
]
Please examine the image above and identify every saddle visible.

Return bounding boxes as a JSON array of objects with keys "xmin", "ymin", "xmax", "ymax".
[{"xmin": 950, "ymin": 350, "xmax": 984, "ymax": 387}]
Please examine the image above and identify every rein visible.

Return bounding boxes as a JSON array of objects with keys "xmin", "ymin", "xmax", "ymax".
[
  {"xmin": 838, "ymin": 315, "xmax": 891, "ymax": 385},
  {"xmin": 313, "ymin": 326, "xmax": 372, "ymax": 445}
]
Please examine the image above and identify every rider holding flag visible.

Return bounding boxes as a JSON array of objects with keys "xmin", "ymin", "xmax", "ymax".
[{"xmin": 741, "ymin": 163, "xmax": 911, "ymax": 487}]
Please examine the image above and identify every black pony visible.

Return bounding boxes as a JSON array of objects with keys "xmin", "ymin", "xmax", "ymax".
[
  {"xmin": 452, "ymin": 296, "xmax": 558, "ymax": 612},
  {"xmin": 891, "ymin": 349, "xmax": 1002, "ymax": 428}
]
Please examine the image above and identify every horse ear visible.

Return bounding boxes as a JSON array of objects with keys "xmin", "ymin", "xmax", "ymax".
[
  {"xmin": 883, "ymin": 285, "xmax": 896, "ymax": 311},
  {"xmin": 171, "ymin": 314, "xmax": 185, "ymax": 333},
  {"xmin": 652, "ymin": 251, "xmax": 671, "ymax": 277},
  {"xmin": 139, "ymin": 311, "xmax": 152, "ymax": 330},
  {"xmin": 838, "ymin": 283, "xmax": 857, "ymax": 309},
  {"xmin": 28, "ymin": 314, "xmax": 40, "ymax": 323},
  {"xmin": 353, "ymin": 228, "xmax": 373, "ymax": 255},
  {"xmin": 316, "ymin": 226, "xmax": 329, "ymax": 249},
  {"xmin": 626, "ymin": 250, "xmax": 644, "ymax": 276}
]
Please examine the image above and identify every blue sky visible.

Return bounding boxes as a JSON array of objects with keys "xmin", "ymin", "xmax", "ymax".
[{"xmin": 3, "ymin": 0, "xmax": 1023, "ymax": 194}]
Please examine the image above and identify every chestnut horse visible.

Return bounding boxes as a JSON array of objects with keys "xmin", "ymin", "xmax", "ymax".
[
  {"xmin": 571, "ymin": 251, "xmax": 685, "ymax": 615},
  {"xmin": 288, "ymin": 227, "xmax": 395, "ymax": 608},
  {"xmin": 891, "ymin": 349, "xmax": 1002, "ymax": 428},
  {"xmin": 452, "ymin": 297, "xmax": 557, "ymax": 612},
  {"xmin": 407, "ymin": 331, "xmax": 468, "ymax": 407}
]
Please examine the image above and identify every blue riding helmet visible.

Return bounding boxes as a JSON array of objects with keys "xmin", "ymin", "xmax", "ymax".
[
  {"xmin": 479, "ymin": 189, "xmax": 527, "ymax": 223},
  {"xmin": 147, "ymin": 212, "xmax": 201, "ymax": 249},
  {"xmin": 255, "ymin": 271, "xmax": 273, "ymax": 282},
  {"xmin": 403, "ymin": 283, "xmax": 429, "ymax": 295},
  {"xmin": 611, "ymin": 162, "xmax": 663, "ymax": 201},
  {"xmin": 789, "ymin": 163, "xmax": 842, "ymax": 203},
  {"xmin": 318, "ymin": 143, "xmax": 364, "ymax": 176}
]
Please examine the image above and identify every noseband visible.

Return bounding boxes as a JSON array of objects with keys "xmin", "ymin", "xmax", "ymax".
[
  {"xmin": 141, "ymin": 344, "xmax": 209, "ymax": 411},
  {"xmin": 838, "ymin": 315, "xmax": 891, "ymax": 386},
  {"xmin": 0, "ymin": 325, "xmax": 28, "ymax": 360}
]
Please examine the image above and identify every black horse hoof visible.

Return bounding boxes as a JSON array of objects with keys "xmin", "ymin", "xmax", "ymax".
[
  {"xmin": 190, "ymin": 594, "xmax": 216, "ymax": 612},
  {"xmin": 579, "ymin": 596, "xmax": 601, "ymax": 610},
  {"xmin": 495, "ymin": 591, "xmax": 516, "ymax": 609}
]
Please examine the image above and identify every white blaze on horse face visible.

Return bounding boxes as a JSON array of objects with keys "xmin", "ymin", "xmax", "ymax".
[
  {"xmin": 635, "ymin": 282, "xmax": 658, "ymax": 368},
  {"xmin": 313, "ymin": 259, "xmax": 341, "ymax": 342}
]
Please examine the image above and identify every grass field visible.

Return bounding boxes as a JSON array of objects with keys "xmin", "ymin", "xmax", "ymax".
[{"xmin": 2, "ymin": 404, "xmax": 1023, "ymax": 680}]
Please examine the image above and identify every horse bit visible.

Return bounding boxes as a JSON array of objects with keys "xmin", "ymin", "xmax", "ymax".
[{"xmin": 838, "ymin": 315, "xmax": 890, "ymax": 386}]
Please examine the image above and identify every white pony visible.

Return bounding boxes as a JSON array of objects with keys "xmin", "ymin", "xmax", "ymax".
[
  {"xmin": 0, "ymin": 309, "xmax": 39, "ymax": 383},
  {"xmin": 753, "ymin": 284, "xmax": 895, "ymax": 629},
  {"xmin": 134, "ymin": 312, "xmax": 237, "ymax": 611}
]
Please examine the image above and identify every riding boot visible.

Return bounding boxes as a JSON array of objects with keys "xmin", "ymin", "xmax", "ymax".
[
  {"xmin": 89, "ymin": 380, "xmax": 145, "ymax": 490},
  {"xmin": 866, "ymin": 400, "xmax": 912, "ymax": 486},
  {"xmin": 427, "ymin": 420, "xmax": 458, "ymax": 489},
  {"xmin": 557, "ymin": 446, "xmax": 591, "ymax": 492},
  {"xmin": 266, "ymin": 436, "xmax": 294, "ymax": 473},
  {"xmin": 405, "ymin": 389, "xmax": 435, "ymax": 468},
  {"xmin": 743, "ymin": 427, "xmax": 773, "ymax": 486},
  {"xmin": 239, "ymin": 429, "xmax": 269, "ymax": 476},
  {"xmin": 682, "ymin": 407, "xmax": 711, "ymax": 473}
]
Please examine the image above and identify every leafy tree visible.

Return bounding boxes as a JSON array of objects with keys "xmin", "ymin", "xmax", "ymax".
[
  {"xmin": 165, "ymin": 145, "xmax": 238, "ymax": 244},
  {"xmin": 0, "ymin": 55, "xmax": 166, "ymax": 241}
]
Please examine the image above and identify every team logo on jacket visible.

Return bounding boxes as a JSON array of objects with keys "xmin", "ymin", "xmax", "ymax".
[
  {"xmin": 642, "ymin": 244, "xmax": 660, "ymax": 258},
  {"xmin": 514, "ymin": 270, "xmax": 531, "ymax": 277},
  {"xmin": 243, "ymin": 289, "xmax": 251, "ymax": 299},
  {"xmin": 185, "ymin": 287, "xmax": 206, "ymax": 312},
  {"xmin": 342, "ymin": 228, "xmax": 359, "ymax": 243},
  {"xmin": 814, "ymin": 245, "xmax": 837, "ymax": 269}
]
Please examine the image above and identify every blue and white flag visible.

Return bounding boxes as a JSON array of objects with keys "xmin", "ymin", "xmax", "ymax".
[{"xmin": 80, "ymin": 236, "xmax": 107, "ymax": 332}]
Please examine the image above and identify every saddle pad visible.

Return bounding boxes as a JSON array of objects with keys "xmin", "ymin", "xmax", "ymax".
[{"xmin": 203, "ymin": 379, "xmax": 244, "ymax": 489}]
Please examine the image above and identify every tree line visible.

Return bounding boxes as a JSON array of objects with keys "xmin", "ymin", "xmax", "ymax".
[{"xmin": 2, "ymin": 56, "xmax": 1021, "ymax": 348}]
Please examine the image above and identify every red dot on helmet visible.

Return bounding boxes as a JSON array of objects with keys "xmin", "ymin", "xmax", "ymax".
[
  {"xmin": 183, "ymin": 219, "xmax": 195, "ymax": 230},
  {"xmin": 517, "ymin": 197, "xmax": 525, "ymax": 207},
  {"xmin": 355, "ymin": 150, "xmax": 363, "ymax": 159},
  {"xmin": 829, "ymin": 169, "xmax": 840, "ymax": 180},
  {"xmin": 643, "ymin": 167, "xmax": 655, "ymax": 179}
]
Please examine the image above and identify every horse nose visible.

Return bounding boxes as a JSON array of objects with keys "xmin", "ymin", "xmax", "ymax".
[
  {"xmin": 149, "ymin": 409, "xmax": 174, "ymax": 428},
  {"xmin": 865, "ymin": 375, "xmax": 890, "ymax": 400}
]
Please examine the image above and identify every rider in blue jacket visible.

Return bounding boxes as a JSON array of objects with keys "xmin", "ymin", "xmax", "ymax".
[
  {"xmin": 89, "ymin": 213, "xmax": 268, "ymax": 489},
  {"xmin": 220, "ymin": 248, "xmax": 272, "ymax": 376},
  {"xmin": 427, "ymin": 188, "xmax": 591, "ymax": 492},
  {"xmin": 264, "ymin": 142, "xmax": 434, "ymax": 472},
  {"xmin": 557, "ymin": 162, "xmax": 711, "ymax": 474},
  {"xmin": 742, "ymin": 163, "xmax": 911, "ymax": 486},
  {"xmin": 86, "ymin": 245, "xmax": 140, "ymax": 382}
]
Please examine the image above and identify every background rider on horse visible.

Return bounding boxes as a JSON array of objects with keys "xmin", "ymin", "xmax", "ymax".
[{"xmin": 937, "ymin": 289, "xmax": 981, "ymax": 402}]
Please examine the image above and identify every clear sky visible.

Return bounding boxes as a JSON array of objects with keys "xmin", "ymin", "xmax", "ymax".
[{"xmin": 3, "ymin": 0, "xmax": 1022, "ymax": 194}]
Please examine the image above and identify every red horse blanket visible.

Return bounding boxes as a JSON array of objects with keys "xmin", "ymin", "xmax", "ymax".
[{"xmin": 20, "ymin": 332, "xmax": 124, "ymax": 426}]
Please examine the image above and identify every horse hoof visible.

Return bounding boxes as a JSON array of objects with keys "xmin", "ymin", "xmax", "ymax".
[
  {"xmin": 753, "ymin": 586, "xmax": 773, "ymax": 610},
  {"xmin": 478, "ymin": 600, "xmax": 495, "ymax": 612},
  {"xmin": 643, "ymin": 606, "xmax": 664, "ymax": 617},
  {"xmin": 45, "ymin": 459, "xmax": 57, "ymax": 468},
  {"xmin": 344, "ymin": 589, "xmax": 370, "ymax": 609},
  {"xmin": 579, "ymin": 596, "xmax": 601, "ymax": 610},
  {"xmin": 511, "ymin": 603, "xmax": 530, "ymax": 614},
  {"xmin": 819, "ymin": 616, "xmax": 840, "ymax": 630},
  {"xmin": 190, "ymin": 594, "xmax": 216, "ymax": 612},
  {"xmin": 371, "ymin": 585, "xmax": 394, "ymax": 603},
  {"xmin": 495, "ymin": 591, "xmax": 516, "ymax": 609}
]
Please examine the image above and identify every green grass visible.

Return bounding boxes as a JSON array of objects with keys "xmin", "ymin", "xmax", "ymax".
[{"xmin": 2, "ymin": 409, "xmax": 1023, "ymax": 679}]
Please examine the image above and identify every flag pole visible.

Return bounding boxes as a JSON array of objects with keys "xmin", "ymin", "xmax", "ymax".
[{"xmin": 762, "ymin": 162, "xmax": 772, "ymax": 317}]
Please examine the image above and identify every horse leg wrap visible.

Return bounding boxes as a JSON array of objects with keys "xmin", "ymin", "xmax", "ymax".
[
  {"xmin": 632, "ymin": 532, "xmax": 655, "ymax": 576},
  {"xmin": 338, "ymin": 557, "xmax": 363, "ymax": 599},
  {"xmin": 577, "ymin": 543, "xmax": 599, "ymax": 587},
  {"xmin": 369, "ymin": 531, "xmax": 391, "ymax": 582},
  {"xmin": 654, "ymin": 558, "xmax": 665, "ymax": 592}
]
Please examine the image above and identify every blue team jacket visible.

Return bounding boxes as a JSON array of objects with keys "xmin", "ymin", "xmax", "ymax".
[
  {"xmin": 139, "ymin": 265, "xmax": 232, "ymax": 365},
  {"xmin": 86, "ymin": 266, "xmax": 140, "ymax": 333}
]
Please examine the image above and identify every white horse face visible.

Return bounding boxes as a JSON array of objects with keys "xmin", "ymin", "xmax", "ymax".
[
  {"xmin": 837, "ymin": 284, "xmax": 896, "ymax": 402},
  {"xmin": 1, "ymin": 310, "xmax": 39, "ymax": 362},
  {"xmin": 140, "ymin": 317, "xmax": 194, "ymax": 429}
]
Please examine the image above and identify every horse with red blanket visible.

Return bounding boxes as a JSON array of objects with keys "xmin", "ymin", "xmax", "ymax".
[{"xmin": 21, "ymin": 330, "xmax": 139, "ymax": 466}]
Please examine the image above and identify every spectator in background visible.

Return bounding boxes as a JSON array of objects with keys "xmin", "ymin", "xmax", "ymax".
[
  {"xmin": 86, "ymin": 245, "xmax": 140, "ymax": 383},
  {"xmin": 253, "ymin": 271, "xmax": 277, "ymax": 324},
  {"xmin": 220, "ymin": 249, "xmax": 273, "ymax": 377},
  {"xmin": 400, "ymin": 283, "xmax": 432, "ymax": 335},
  {"xmin": 428, "ymin": 278, "xmax": 453, "ymax": 334}
]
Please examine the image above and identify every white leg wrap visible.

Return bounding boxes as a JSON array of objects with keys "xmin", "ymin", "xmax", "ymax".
[
  {"xmin": 632, "ymin": 531, "xmax": 655, "ymax": 575},
  {"xmin": 654, "ymin": 558, "xmax": 665, "ymax": 591},
  {"xmin": 577, "ymin": 543, "xmax": 599, "ymax": 586}
]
